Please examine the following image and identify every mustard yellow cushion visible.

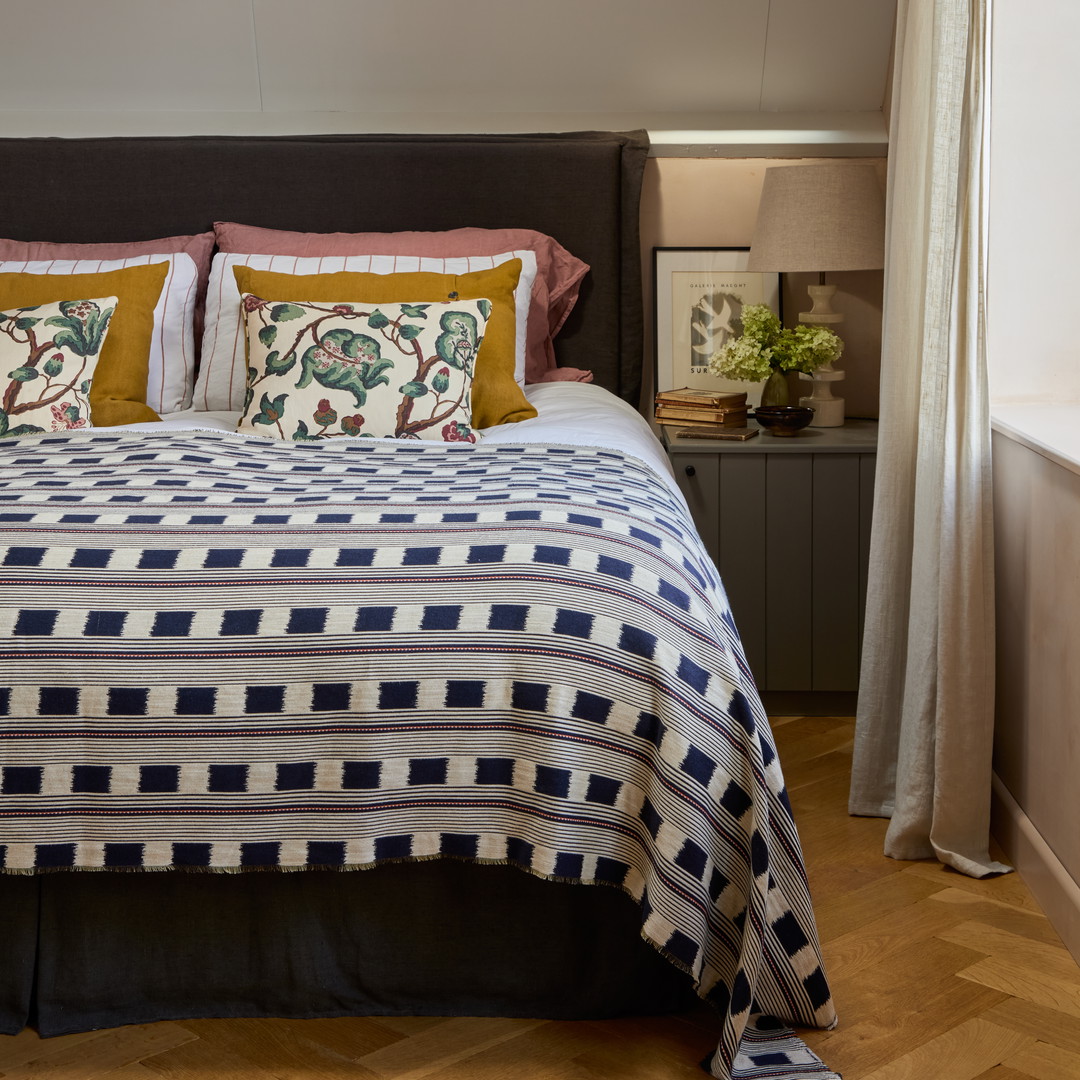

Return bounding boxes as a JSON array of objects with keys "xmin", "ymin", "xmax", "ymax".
[
  {"xmin": 233, "ymin": 260, "xmax": 537, "ymax": 429},
  {"xmin": 0, "ymin": 263, "xmax": 167, "ymax": 425}
]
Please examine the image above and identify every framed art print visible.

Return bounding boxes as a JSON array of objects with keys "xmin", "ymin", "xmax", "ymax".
[{"xmin": 653, "ymin": 247, "xmax": 781, "ymax": 403}]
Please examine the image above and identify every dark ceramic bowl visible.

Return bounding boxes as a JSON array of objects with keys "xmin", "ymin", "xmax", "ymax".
[{"xmin": 752, "ymin": 405, "xmax": 815, "ymax": 436}]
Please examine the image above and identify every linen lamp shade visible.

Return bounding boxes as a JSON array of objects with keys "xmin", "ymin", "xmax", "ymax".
[{"xmin": 746, "ymin": 163, "xmax": 886, "ymax": 275}]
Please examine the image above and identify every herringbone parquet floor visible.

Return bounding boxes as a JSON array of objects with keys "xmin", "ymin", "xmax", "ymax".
[{"xmin": 3, "ymin": 715, "xmax": 1078, "ymax": 1079}]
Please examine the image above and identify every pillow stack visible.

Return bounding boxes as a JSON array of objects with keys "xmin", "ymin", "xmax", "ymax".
[
  {"xmin": 201, "ymin": 223, "xmax": 588, "ymax": 441},
  {"xmin": 0, "ymin": 263, "xmax": 168, "ymax": 427},
  {"xmin": 0, "ymin": 223, "xmax": 589, "ymax": 444},
  {"xmin": 212, "ymin": 222, "xmax": 588, "ymax": 384},
  {"xmin": 0, "ymin": 232, "xmax": 215, "ymax": 418}
]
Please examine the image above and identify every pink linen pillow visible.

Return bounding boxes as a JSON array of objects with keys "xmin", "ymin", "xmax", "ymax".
[
  {"xmin": 0, "ymin": 233, "xmax": 214, "ymax": 301},
  {"xmin": 0, "ymin": 233, "xmax": 214, "ymax": 413},
  {"xmin": 0, "ymin": 232, "xmax": 214, "ymax": 269},
  {"xmin": 213, "ymin": 222, "xmax": 589, "ymax": 383}
]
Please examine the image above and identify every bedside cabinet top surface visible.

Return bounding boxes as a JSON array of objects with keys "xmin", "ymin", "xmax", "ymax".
[{"xmin": 661, "ymin": 417, "xmax": 878, "ymax": 454}]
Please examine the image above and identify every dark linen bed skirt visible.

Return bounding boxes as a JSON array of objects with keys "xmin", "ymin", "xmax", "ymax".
[{"xmin": 0, "ymin": 861, "xmax": 698, "ymax": 1037}]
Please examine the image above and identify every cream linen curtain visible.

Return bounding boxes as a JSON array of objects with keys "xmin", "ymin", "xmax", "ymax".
[{"xmin": 848, "ymin": 0, "xmax": 1010, "ymax": 877}]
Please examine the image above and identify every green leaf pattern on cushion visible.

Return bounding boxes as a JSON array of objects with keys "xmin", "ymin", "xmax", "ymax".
[
  {"xmin": 270, "ymin": 303, "xmax": 306, "ymax": 322},
  {"xmin": 0, "ymin": 296, "xmax": 115, "ymax": 439},
  {"xmin": 435, "ymin": 309, "xmax": 481, "ymax": 371},
  {"xmin": 45, "ymin": 299, "xmax": 112, "ymax": 357},
  {"xmin": 237, "ymin": 295, "xmax": 488, "ymax": 443},
  {"xmin": 295, "ymin": 328, "xmax": 394, "ymax": 408},
  {"xmin": 252, "ymin": 392, "xmax": 289, "ymax": 435}
]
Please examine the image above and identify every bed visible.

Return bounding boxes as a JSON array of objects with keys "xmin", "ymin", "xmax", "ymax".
[{"xmin": 0, "ymin": 131, "xmax": 836, "ymax": 1080}]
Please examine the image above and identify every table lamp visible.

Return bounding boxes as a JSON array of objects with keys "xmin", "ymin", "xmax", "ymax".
[{"xmin": 746, "ymin": 162, "xmax": 885, "ymax": 426}]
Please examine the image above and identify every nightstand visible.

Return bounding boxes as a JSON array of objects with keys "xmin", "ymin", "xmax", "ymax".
[{"xmin": 663, "ymin": 419, "xmax": 878, "ymax": 714}]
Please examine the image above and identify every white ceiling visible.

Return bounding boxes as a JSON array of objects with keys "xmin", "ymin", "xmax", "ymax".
[{"xmin": 0, "ymin": 0, "xmax": 896, "ymax": 154}]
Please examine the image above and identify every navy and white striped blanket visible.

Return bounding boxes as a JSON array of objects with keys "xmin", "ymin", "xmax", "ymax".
[{"xmin": 0, "ymin": 429, "xmax": 835, "ymax": 1078}]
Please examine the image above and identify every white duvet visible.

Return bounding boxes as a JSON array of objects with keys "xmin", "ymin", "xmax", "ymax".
[{"xmin": 114, "ymin": 382, "xmax": 681, "ymax": 498}]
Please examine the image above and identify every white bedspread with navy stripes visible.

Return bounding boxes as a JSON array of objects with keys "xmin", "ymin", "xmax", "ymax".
[{"xmin": 0, "ymin": 428, "xmax": 835, "ymax": 1078}]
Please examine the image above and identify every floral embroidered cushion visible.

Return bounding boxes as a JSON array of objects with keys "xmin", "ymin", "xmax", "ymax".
[
  {"xmin": 236, "ymin": 296, "xmax": 489, "ymax": 443},
  {"xmin": 0, "ymin": 296, "xmax": 116, "ymax": 438}
]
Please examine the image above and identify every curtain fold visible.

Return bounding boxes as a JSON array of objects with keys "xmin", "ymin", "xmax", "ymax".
[{"xmin": 848, "ymin": 0, "xmax": 1010, "ymax": 878}]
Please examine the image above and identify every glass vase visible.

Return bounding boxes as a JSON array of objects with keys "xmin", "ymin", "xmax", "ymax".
[{"xmin": 760, "ymin": 369, "xmax": 789, "ymax": 407}]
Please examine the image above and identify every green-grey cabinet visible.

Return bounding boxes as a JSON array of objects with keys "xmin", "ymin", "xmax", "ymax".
[{"xmin": 664, "ymin": 420, "xmax": 877, "ymax": 713}]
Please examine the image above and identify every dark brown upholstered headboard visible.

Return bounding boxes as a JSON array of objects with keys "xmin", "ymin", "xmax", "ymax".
[{"xmin": 0, "ymin": 131, "xmax": 649, "ymax": 404}]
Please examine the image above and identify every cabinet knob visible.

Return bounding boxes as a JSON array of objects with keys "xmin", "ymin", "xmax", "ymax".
[{"xmin": 684, "ymin": 465, "xmax": 696, "ymax": 477}]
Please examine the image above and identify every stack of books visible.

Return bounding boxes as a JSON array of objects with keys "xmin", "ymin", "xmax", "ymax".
[{"xmin": 654, "ymin": 387, "xmax": 749, "ymax": 428}]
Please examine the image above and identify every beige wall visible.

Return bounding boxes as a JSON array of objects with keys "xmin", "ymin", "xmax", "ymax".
[
  {"xmin": 992, "ymin": 431, "xmax": 1080, "ymax": 957},
  {"xmin": 0, "ymin": 3, "xmax": 893, "ymax": 144},
  {"xmin": 639, "ymin": 157, "xmax": 885, "ymax": 416},
  {"xmin": 994, "ymin": 436, "xmax": 1080, "ymax": 865},
  {"xmin": 987, "ymin": 2, "xmax": 1080, "ymax": 403}
]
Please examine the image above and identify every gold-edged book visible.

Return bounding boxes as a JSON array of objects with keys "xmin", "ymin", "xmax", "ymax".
[
  {"xmin": 655, "ymin": 387, "xmax": 748, "ymax": 409},
  {"xmin": 654, "ymin": 404, "xmax": 749, "ymax": 426}
]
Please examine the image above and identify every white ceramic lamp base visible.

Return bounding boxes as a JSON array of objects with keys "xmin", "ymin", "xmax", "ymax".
[
  {"xmin": 798, "ymin": 367, "xmax": 845, "ymax": 427},
  {"xmin": 798, "ymin": 284, "xmax": 844, "ymax": 326}
]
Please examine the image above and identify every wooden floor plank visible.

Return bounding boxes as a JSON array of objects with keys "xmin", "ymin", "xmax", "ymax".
[
  {"xmin": 212, "ymin": 1015, "xmax": 407, "ymax": 1061},
  {"xmin": 959, "ymin": 956, "xmax": 1080, "ymax": 1020},
  {"xmin": 928, "ymin": 890, "xmax": 1066, "ymax": 947},
  {"xmin": 1002, "ymin": 1039, "xmax": 1080, "ymax": 1080},
  {"xmin": 771, "ymin": 748, "xmax": 854, "ymax": 793},
  {"xmin": 938, "ymin": 922, "xmax": 1080, "ymax": 984},
  {"xmin": 980, "ymin": 996, "xmax": 1080, "ymax": 1054},
  {"xmin": 805, "ymin": 970, "xmax": 1008, "ymax": 1078},
  {"xmin": 140, "ymin": 1016, "xmax": 399, "ymax": 1080},
  {"xmin": 138, "ymin": 1037, "xmax": 375, "ymax": 1080},
  {"xmin": 768, "ymin": 721, "xmax": 855, "ymax": 769},
  {"xmin": 900, "ymin": 863, "xmax": 1045, "ymax": 914},
  {"xmin": 403, "ymin": 1021, "xmax": 617, "ymax": 1080},
  {"xmin": 858, "ymin": 1017, "xmax": 1035, "ymax": 1080},
  {"xmin": 93, "ymin": 1065, "xmax": 165, "ymax": 1079},
  {"xmin": 562, "ymin": 1014, "xmax": 720, "ymax": 1080},
  {"xmin": 810, "ymin": 862, "xmax": 943, "ymax": 942},
  {"xmin": 0, "ymin": 1029, "xmax": 114, "ymax": 1073},
  {"xmin": 1, "ymin": 1025, "xmax": 199, "ymax": 1080},
  {"xmin": 372, "ymin": 1018, "xmax": 449, "ymax": 1038},
  {"xmin": 355, "ymin": 1017, "xmax": 547, "ymax": 1080}
]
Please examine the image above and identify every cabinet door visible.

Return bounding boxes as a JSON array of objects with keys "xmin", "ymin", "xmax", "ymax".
[
  {"xmin": 810, "ymin": 454, "xmax": 863, "ymax": 690},
  {"xmin": 671, "ymin": 445, "xmax": 874, "ymax": 696},
  {"xmin": 717, "ymin": 454, "xmax": 768, "ymax": 683},
  {"xmin": 671, "ymin": 451, "xmax": 768, "ymax": 685},
  {"xmin": 670, "ymin": 453, "xmax": 719, "ymax": 566},
  {"xmin": 761, "ymin": 454, "xmax": 813, "ymax": 691}
]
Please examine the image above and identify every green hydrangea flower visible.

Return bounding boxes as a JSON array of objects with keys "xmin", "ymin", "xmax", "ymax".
[{"xmin": 708, "ymin": 303, "xmax": 843, "ymax": 382}]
